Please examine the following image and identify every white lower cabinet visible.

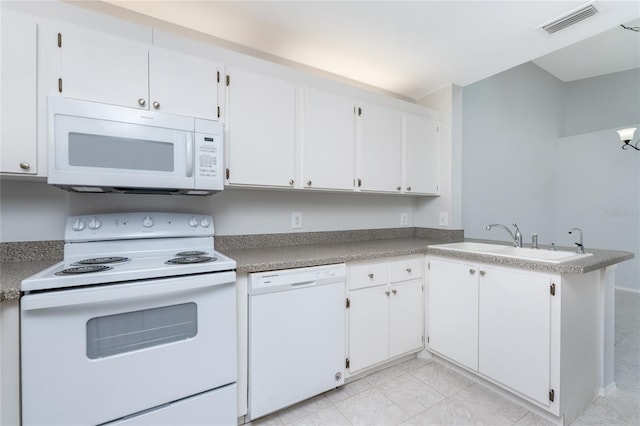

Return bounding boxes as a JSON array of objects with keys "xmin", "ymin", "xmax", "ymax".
[
  {"xmin": 428, "ymin": 258, "xmax": 557, "ymax": 409},
  {"xmin": 347, "ymin": 256, "xmax": 424, "ymax": 375}
]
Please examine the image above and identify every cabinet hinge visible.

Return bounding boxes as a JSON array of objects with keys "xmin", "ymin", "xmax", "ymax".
[
  {"xmin": 225, "ymin": 168, "xmax": 230, "ymax": 180},
  {"xmin": 422, "ymin": 335, "xmax": 424, "ymax": 342},
  {"xmin": 427, "ymin": 261, "xmax": 430, "ymax": 270},
  {"xmin": 550, "ymin": 283, "xmax": 556, "ymax": 296},
  {"xmin": 437, "ymin": 126, "xmax": 440, "ymax": 133},
  {"xmin": 549, "ymin": 389, "xmax": 555, "ymax": 402},
  {"xmin": 217, "ymin": 106, "xmax": 220, "ymax": 119},
  {"xmin": 57, "ymin": 33, "xmax": 62, "ymax": 48},
  {"xmin": 357, "ymin": 178, "xmax": 362, "ymax": 187},
  {"xmin": 427, "ymin": 336, "xmax": 430, "ymax": 343},
  {"xmin": 345, "ymin": 358, "xmax": 350, "ymax": 369},
  {"xmin": 58, "ymin": 78, "xmax": 63, "ymax": 93},
  {"xmin": 346, "ymin": 297, "xmax": 350, "ymax": 309},
  {"xmin": 217, "ymin": 71, "xmax": 220, "ymax": 83},
  {"xmin": 358, "ymin": 107, "xmax": 362, "ymax": 116},
  {"xmin": 226, "ymin": 74, "xmax": 230, "ymax": 87}
]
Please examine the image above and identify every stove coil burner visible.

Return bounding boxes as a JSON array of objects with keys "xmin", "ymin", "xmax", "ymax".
[
  {"xmin": 55, "ymin": 265, "xmax": 113, "ymax": 275},
  {"xmin": 73, "ymin": 256, "xmax": 130, "ymax": 265},
  {"xmin": 166, "ymin": 256, "xmax": 217, "ymax": 265},
  {"xmin": 175, "ymin": 251, "xmax": 208, "ymax": 257}
]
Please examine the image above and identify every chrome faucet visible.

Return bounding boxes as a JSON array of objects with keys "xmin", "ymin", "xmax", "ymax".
[
  {"xmin": 569, "ymin": 228, "xmax": 585, "ymax": 254},
  {"xmin": 486, "ymin": 222, "xmax": 523, "ymax": 247}
]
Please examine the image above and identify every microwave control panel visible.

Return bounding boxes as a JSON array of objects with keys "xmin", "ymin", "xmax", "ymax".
[{"xmin": 194, "ymin": 128, "xmax": 223, "ymax": 191}]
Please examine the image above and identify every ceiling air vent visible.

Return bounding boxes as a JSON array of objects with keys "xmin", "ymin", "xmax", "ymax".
[{"xmin": 541, "ymin": 4, "xmax": 599, "ymax": 34}]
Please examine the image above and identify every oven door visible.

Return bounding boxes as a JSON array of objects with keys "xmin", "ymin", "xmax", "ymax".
[{"xmin": 21, "ymin": 271, "xmax": 236, "ymax": 426}]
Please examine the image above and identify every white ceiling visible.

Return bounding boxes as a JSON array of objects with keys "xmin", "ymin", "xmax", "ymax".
[{"xmin": 100, "ymin": 1, "xmax": 640, "ymax": 100}]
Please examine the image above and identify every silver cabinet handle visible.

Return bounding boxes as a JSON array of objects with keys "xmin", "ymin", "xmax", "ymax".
[
  {"xmin": 289, "ymin": 179, "xmax": 294, "ymax": 185},
  {"xmin": 138, "ymin": 98, "xmax": 146, "ymax": 106},
  {"xmin": 153, "ymin": 101, "xmax": 160, "ymax": 109},
  {"xmin": 397, "ymin": 186, "xmax": 401, "ymax": 191},
  {"xmin": 368, "ymin": 273, "xmax": 374, "ymax": 279},
  {"xmin": 480, "ymin": 270, "xmax": 486, "ymax": 276},
  {"xmin": 392, "ymin": 289, "xmax": 397, "ymax": 295},
  {"xmin": 469, "ymin": 269, "xmax": 476, "ymax": 275},
  {"xmin": 19, "ymin": 162, "xmax": 30, "ymax": 170},
  {"xmin": 406, "ymin": 267, "xmax": 412, "ymax": 273},
  {"xmin": 406, "ymin": 186, "xmax": 412, "ymax": 191},
  {"xmin": 385, "ymin": 290, "xmax": 390, "ymax": 296},
  {"xmin": 307, "ymin": 180, "xmax": 312, "ymax": 186}
]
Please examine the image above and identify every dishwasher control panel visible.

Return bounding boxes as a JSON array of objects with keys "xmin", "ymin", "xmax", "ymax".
[{"xmin": 249, "ymin": 264, "xmax": 346, "ymax": 294}]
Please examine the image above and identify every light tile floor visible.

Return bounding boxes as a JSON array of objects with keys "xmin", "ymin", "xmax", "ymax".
[{"xmin": 248, "ymin": 290, "xmax": 640, "ymax": 426}]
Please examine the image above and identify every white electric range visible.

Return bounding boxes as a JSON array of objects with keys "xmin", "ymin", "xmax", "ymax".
[{"xmin": 21, "ymin": 212, "xmax": 237, "ymax": 426}]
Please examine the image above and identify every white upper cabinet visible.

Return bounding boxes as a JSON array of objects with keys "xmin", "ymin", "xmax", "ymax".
[
  {"xmin": 302, "ymin": 88, "xmax": 355, "ymax": 191},
  {"xmin": 1, "ymin": 8, "xmax": 38, "ymax": 175},
  {"xmin": 148, "ymin": 49, "xmax": 221, "ymax": 118},
  {"xmin": 404, "ymin": 114, "xmax": 440, "ymax": 195},
  {"xmin": 58, "ymin": 27, "xmax": 148, "ymax": 110},
  {"xmin": 356, "ymin": 102, "xmax": 403, "ymax": 193},
  {"xmin": 56, "ymin": 27, "xmax": 221, "ymax": 119},
  {"xmin": 225, "ymin": 68, "xmax": 296, "ymax": 188}
]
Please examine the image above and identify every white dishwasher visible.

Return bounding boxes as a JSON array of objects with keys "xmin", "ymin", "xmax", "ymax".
[{"xmin": 248, "ymin": 263, "xmax": 346, "ymax": 421}]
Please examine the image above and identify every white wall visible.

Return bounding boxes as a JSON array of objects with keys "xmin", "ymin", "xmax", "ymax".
[
  {"xmin": 415, "ymin": 84, "xmax": 463, "ymax": 229},
  {"xmin": 461, "ymin": 62, "xmax": 564, "ymax": 244},
  {"xmin": 0, "ymin": 180, "xmax": 417, "ymax": 241}
]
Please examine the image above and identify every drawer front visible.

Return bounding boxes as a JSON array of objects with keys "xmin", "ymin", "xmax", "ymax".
[
  {"xmin": 390, "ymin": 258, "xmax": 423, "ymax": 283},
  {"xmin": 349, "ymin": 262, "xmax": 388, "ymax": 290}
]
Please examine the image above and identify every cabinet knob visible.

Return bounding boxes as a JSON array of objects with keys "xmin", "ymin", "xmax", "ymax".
[
  {"xmin": 406, "ymin": 267, "xmax": 412, "ymax": 273},
  {"xmin": 307, "ymin": 180, "xmax": 312, "ymax": 186},
  {"xmin": 138, "ymin": 98, "xmax": 146, "ymax": 106},
  {"xmin": 406, "ymin": 186, "xmax": 412, "ymax": 191},
  {"xmin": 153, "ymin": 101, "xmax": 160, "ymax": 109},
  {"xmin": 480, "ymin": 270, "xmax": 486, "ymax": 276},
  {"xmin": 19, "ymin": 162, "xmax": 30, "ymax": 170},
  {"xmin": 385, "ymin": 290, "xmax": 391, "ymax": 296},
  {"xmin": 392, "ymin": 289, "xmax": 397, "ymax": 295},
  {"xmin": 469, "ymin": 269, "xmax": 476, "ymax": 275},
  {"xmin": 397, "ymin": 186, "xmax": 401, "ymax": 191},
  {"xmin": 368, "ymin": 273, "xmax": 374, "ymax": 279},
  {"xmin": 289, "ymin": 179, "xmax": 294, "ymax": 186}
]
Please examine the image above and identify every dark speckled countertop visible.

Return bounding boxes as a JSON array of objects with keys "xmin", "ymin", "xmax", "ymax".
[{"xmin": 1, "ymin": 228, "xmax": 634, "ymax": 301}]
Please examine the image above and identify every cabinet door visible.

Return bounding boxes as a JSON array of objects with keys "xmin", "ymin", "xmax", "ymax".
[
  {"xmin": 59, "ymin": 27, "xmax": 148, "ymax": 109},
  {"xmin": 478, "ymin": 267, "xmax": 552, "ymax": 406},
  {"xmin": 149, "ymin": 49, "xmax": 221, "ymax": 119},
  {"xmin": 427, "ymin": 258, "xmax": 478, "ymax": 370},
  {"xmin": 1, "ymin": 8, "xmax": 37, "ymax": 175},
  {"xmin": 302, "ymin": 88, "xmax": 355, "ymax": 190},
  {"xmin": 357, "ymin": 103, "xmax": 402, "ymax": 193},
  {"xmin": 404, "ymin": 114, "xmax": 439, "ymax": 195},
  {"xmin": 226, "ymin": 68, "xmax": 296, "ymax": 188},
  {"xmin": 348, "ymin": 286, "xmax": 389, "ymax": 373},
  {"xmin": 389, "ymin": 280, "xmax": 424, "ymax": 358}
]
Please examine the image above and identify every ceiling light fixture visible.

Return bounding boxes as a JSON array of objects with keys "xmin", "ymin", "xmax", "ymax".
[{"xmin": 617, "ymin": 128, "xmax": 639, "ymax": 151}]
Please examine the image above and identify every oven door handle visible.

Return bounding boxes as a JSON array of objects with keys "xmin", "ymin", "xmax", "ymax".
[{"xmin": 21, "ymin": 271, "xmax": 235, "ymax": 311}]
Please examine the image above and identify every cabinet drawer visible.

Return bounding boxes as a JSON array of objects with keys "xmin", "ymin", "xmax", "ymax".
[
  {"xmin": 349, "ymin": 262, "xmax": 388, "ymax": 290},
  {"xmin": 390, "ymin": 258, "xmax": 423, "ymax": 282}
]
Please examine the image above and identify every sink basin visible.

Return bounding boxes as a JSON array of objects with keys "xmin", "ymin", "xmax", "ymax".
[{"xmin": 429, "ymin": 242, "xmax": 593, "ymax": 264}]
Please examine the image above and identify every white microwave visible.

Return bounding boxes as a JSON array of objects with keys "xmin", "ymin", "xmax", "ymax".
[{"xmin": 48, "ymin": 97, "xmax": 223, "ymax": 195}]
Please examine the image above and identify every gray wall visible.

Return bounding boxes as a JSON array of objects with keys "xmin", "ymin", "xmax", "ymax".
[
  {"xmin": 462, "ymin": 64, "xmax": 640, "ymax": 290},
  {"xmin": 461, "ymin": 62, "xmax": 564, "ymax": 244}
]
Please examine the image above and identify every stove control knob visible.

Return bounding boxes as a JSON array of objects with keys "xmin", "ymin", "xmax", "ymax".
[
  {"xmin": 200, "ymin": 217, "xmax": 210, "ymax": 228},
  {"xmin": 142, "ymin": 216, "xmax": 154, "ymax": 228},
  {"xmin": 88, "ymin": 217, "xmax": 102, "ymax": 230},
  {"xmin": 189, "ymin": 216, "xmax": 199, "ymax": 227},
  {"xmin": 72, "ymin": 218, "xmax": 85, "ymax": 231}
]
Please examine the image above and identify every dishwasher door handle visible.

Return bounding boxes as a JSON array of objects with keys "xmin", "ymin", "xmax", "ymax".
[{"xmin": 289, "ymin": 281, "xmax": 317, "ymax": 289}]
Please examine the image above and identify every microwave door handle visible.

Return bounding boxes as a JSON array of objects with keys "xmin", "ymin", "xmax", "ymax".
[{"xmin": 186, "ymin": 133, "xmax": 194, "ymax": 177}]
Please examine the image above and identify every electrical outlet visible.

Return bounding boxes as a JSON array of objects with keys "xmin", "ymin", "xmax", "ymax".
[
  {"xmin": 439, "ymin": 212, "xmax": 448, "ymax": 227},
  {"xmin": 291, "ymin": 212, "xmax": 302, "ymax": 229},
  {"xmin": 400, "ymin": 212, "xmax": 408, "ymax": 226}
]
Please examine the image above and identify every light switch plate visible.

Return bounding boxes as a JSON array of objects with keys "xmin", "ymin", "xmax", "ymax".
[
  {"xmin": 439, "ymin": 212, "xmax": 448, "ymax": 227},
  {"xmin": 400, "ymin": 213, "xmax": 408, "ymax": 226},
  {"xmin": 291, "ymin": 212, "xmax": 302, "ymax": 229}
]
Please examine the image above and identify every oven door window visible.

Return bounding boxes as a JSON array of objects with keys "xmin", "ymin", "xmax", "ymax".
[{"xmin": 86, "ymin": 302, "xmax": 197, "ymax": 359}]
